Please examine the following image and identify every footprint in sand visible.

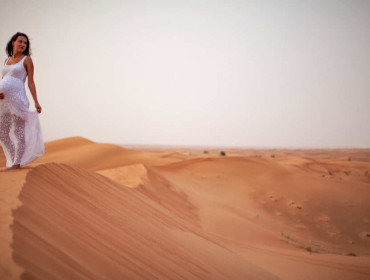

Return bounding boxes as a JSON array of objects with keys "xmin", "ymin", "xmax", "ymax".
[
  {"xmin": 268, "ymin": 195, "xmax": 278, "ymax": 202},
  {"xmin": 360, "ymin": 232, "xmax": 370, "ymax": 239},
  {"xmin": 288, "ymin": 200, "xmax": 303, "ymax": 210}
]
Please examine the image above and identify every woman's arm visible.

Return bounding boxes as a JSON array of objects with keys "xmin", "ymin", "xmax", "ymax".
[
  {"xmin": 25, "ymin": 57, "xmax": 42, "ymax": 113},
  {"xmin": 1, "ymin": 58, "xmax": 5, "ymax": 79},
  {"xmin": 0, "ymin": 59, "xmax": 5, "ymax": 99}
]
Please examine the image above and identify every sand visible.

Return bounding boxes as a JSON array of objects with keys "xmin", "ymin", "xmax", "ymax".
[{"xmin": 0, "ymin": 136, "xmax": 369, "ymax": 279}]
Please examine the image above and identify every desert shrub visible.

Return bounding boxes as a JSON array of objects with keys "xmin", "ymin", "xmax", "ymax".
[
  {"xmin": 220, "ymin": 151, "xmax": 226, "ymax": 156},
  {"xmin": 281, "ymin": 231, "xmax": 296, "ymax": 242},
  {"xmin": 203, "ymin": 150, "xmax": 209, "ymax": 154}
]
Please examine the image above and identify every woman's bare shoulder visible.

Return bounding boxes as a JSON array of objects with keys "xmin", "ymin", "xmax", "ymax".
[
  {"xmin": 25, "ymin": 56, "xmax": 33, "ymax": 62},
  {"xmin": 24, "ymin": 56, "xmax": 34, "ymax": 67}
]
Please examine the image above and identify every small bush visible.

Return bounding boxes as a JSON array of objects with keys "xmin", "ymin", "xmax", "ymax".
[
  {"xmin": 348, "ymin": 157, "xmax": 351, "ymax": 161},
  {"xmin": 281, "ymin": 231, "xmax": 296, "ymax": 242},
  {"xmin": 203, "ymin": 150, "xmax": 209, "ymax": 154},
  {"xmin": 346, "ymin": 252, "xmax": 357, "ymax": 257},
  {"xmin": 220, "ymin": 151, "xmax": 226, "ymax": 156},
  {"xmin": 271, "ymin": 154, "xmax": 275, "ymax": 158}
]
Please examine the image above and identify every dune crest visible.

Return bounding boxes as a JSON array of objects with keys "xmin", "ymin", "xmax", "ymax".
[
  {"xmin": 35, "ymin": 136, "xmax": 188, "ymax": 170},
  {"xmin": 11, "ymin": 163, "xmax": 279, "ymax": 280}
]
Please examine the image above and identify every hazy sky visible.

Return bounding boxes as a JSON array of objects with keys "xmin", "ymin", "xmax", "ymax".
[{"xmin": 1, "ymin": 0, "xmax": 369, "ymax": 148}]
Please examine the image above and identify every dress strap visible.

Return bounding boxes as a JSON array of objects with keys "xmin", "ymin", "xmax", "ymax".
[
  {"xmin": 21, "ymin": 55, "xmax": 27, "ymax": 63},
  {"xmin": 5, "ymin": 57, "xmax": 11, "ymax": 65}
]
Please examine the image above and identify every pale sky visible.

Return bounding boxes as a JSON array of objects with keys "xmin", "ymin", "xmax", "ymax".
[{"xmin": 1, "ymin": 0, "xmax": 369, "ymax": 148}]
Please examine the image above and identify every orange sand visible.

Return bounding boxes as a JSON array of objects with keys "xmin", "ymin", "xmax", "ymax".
[{"xmin": 1, "ymin": 137, "xmax": 369, "ymax": 279}]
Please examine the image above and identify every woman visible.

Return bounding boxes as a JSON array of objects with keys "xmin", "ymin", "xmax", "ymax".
[{"xmin": 0, "ymin": 32, "xmax": 44, "ymax": 171}]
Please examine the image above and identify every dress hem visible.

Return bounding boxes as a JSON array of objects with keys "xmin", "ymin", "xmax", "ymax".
[{"xmin": 6, "ymin": 151, "xmax": 45, "ymax": 168}]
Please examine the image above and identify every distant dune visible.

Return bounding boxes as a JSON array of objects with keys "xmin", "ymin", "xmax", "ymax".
[{"xmin": 1, "ymin": 137, "xmax": 370, "ymax": 279}]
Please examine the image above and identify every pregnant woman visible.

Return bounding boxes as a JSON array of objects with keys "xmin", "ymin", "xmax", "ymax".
[{"xmin": 0, "ymin": 32, "xmax": 44, "ymax": 171}]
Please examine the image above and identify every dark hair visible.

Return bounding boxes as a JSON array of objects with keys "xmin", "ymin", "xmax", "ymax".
[{"xmin": 6, "ymin": 32, "xmax": 31, "ymax": 57}]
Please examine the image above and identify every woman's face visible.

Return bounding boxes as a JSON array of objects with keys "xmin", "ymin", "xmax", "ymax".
[{"xmin": 12, "ymin": 36, "xmax": 28, "ymax": 54}]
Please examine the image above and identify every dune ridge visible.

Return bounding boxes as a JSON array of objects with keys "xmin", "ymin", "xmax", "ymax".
[{"xmin": 11, "ymin": 163, "xmax": 279, "ymax": 280}]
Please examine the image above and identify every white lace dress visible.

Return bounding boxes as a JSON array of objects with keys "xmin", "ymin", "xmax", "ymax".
[{"xmin": 0, "ymin": 56, "xmax": 44, "ymax": 167}]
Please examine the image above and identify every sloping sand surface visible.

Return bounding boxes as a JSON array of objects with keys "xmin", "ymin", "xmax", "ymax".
[
  {"xmin": 12, "ymin": 163, "xmax": 278, "ymax": 280},
  {"xmin": 1, "ymin": 136, "xmax": 370, "ymax": 279},
  {"xmin": 151, "ymin": 157, "xmax": 370, "ymax": 279}
]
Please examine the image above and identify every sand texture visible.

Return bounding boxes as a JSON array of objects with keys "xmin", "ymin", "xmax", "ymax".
[{"xmin": 1, "ymin": 137, "xmax": 370, "ymax": 279}]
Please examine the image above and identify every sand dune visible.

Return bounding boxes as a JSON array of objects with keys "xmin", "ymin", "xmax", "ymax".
[
  {"xmin": 1, "ymin": 136, "xmax": 370, "ymax": 279},
  {"xmin": 12, "ymin": 163, "xmax": 280, "ymax": 280},
  {"xmin": 36, "ymin": 136, "xmax": 184, "ymax": 171}
]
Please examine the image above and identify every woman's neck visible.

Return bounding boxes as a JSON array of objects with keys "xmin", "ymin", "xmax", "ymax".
[{"xmin": 12, "ymin": 51, "xmax": 24, "ymax": 59}]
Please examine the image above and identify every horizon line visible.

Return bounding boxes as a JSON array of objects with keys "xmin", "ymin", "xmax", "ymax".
[{"xmin": 116, "ymin": 143, "xmax": 370, "ymax": 150}]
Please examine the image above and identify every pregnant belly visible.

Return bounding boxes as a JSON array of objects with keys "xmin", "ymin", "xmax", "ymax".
[{"xmin": 0, "ymin": 75, "xmax": 25, "ymax": 95}]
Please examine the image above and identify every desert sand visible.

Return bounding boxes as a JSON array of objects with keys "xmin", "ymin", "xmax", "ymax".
[{"xmin": 0, "ymin": 136, "xmax": 369, "ymax": 279}]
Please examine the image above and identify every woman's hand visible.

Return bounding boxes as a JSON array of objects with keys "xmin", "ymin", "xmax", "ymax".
[
  {"xmin": 0, "ymin": 93, "xmax": 4, "ymax": 99},
  {"xmin": 35, "ymin": 102, "xmax": 42, "ymax": 113}
]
